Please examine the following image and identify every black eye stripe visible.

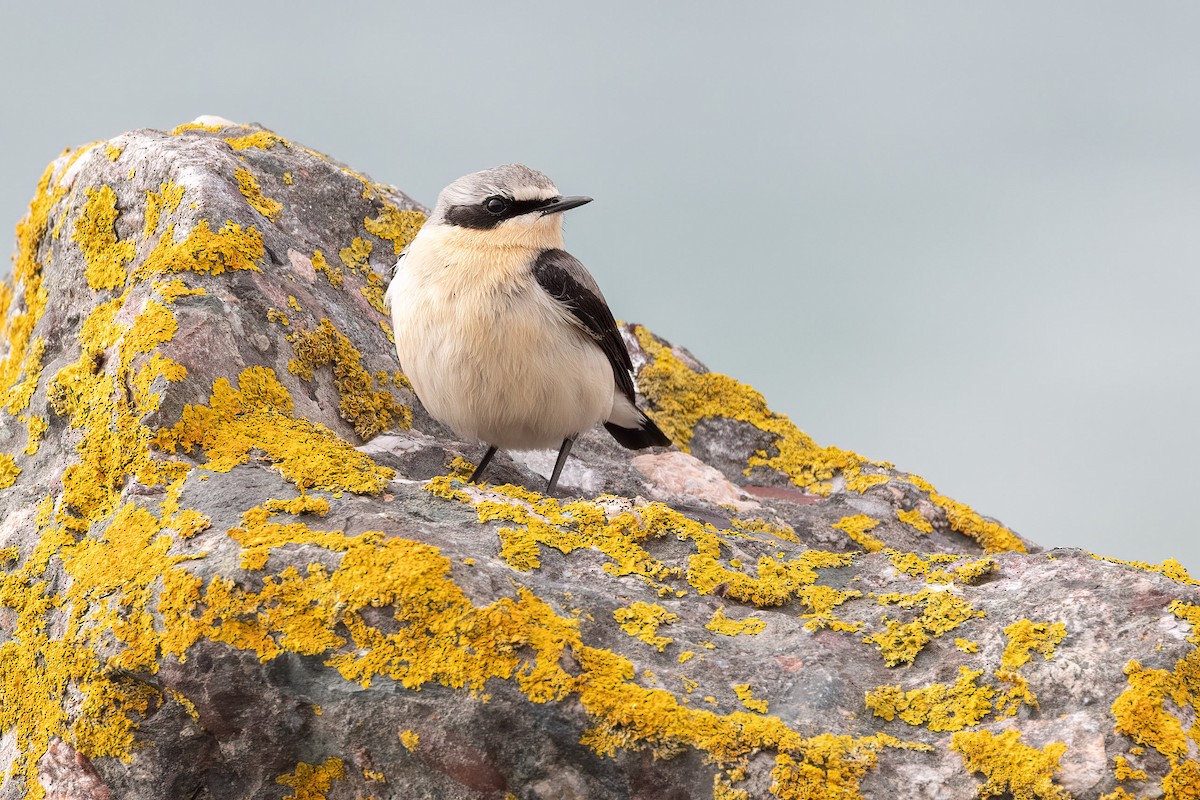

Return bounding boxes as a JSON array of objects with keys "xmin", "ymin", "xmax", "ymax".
[
  {"xmin": 444, "ymin": 196, "xmax": 559, "ymax": 230},
  {"xmin": 501, "ymin": 198, "xmax": 557, "ymax": 217}
]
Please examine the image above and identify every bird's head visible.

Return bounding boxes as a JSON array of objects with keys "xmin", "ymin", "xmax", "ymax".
[{"xmin": 428, "ymin": 164, "xmax": 592, "ymax": 249}]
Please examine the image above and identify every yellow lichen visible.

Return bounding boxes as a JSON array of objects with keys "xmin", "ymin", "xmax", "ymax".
[
  {"xmin": 0, "ymin": 454, "xmax": 20, "ymax": 488},
  {"xmin": 953, "ymin": 558, "xmax": 996, "ymax": 584},
  {"xmin": 104, "ymin": 144, "xmax": 122, "ymax": 161},
  {"xmin": 951, "ymin": 729, "xmax": 1070, "ymax": 800},
  {"xmin": 1162, "ymin": 760, "xmax": 1200, "ymax": 799},
  {"xmin": 49, "ymin": 290, "xmax": 190, "ymax": 532},
  {"xmin": 264, "ymin": 495, "xmax": 330, "ymax": 516},
  {"xmin": 3, "ymin": 151, "xmax": 95, "ymax": 472},
  {"xmin": 734, "ymin": 683, "xmax": 768, "ymax": 713},
  {"xmin": 283, "ymin": 171, "xmax": 294, "ymax": 185},
  {"xmin": 955, "ymin": 638, "xmax": 979, "ymax": 653},
  {"xmin": 689, "ymin": 547, "xmax": 856, "ymax": 608},
  {"xmin": 799, "ymin": 583, "xmax": 864, "ymax": 632},
  {"xmin": 166, "ymin": 688, "xmax": 200, "ymax": 721},
  {"xmin": 730, "ymin": 517, "xmax": 800, "ymax": 543},
  {"xmin": 1113, "ymin": 755, "xmax": 1148, "ymax": 782},
  {"xmin": 312, "ymin": 249, "xmax": 342, "ymax": 287},
  {"xmin": 287, "ymin": 318, "xmax": 411, "ymax": 439},
  {"xmin": 233, "ymin": 167, "xmax": 282, "ymax": 222},
  {"xmin": 902, "ymin": 474, "xmax": 1027, "ymax": 554},
  {"xmin": 613, "ymin": 601, "xmax": 679, "ymax": 651},
  {"xmin": 153, "ymin": 278, "xmax": 205, "ymax": 303},
  {"xmin": 834, "ymin": 514, "xmax": 884, "ymax": 552},
  {"xmin": 632, "ymin": 326, "xmax": 1025, "ymax": 554},
  {"xmin": 0, "ymin": 145, "xmax": 253, "ymax": 795},
  {"xmin": 1113, "ymin": 656, "xmax": 1189, "ymax": 762},
  {"xmin": 138, "ymin": 218, "xmax": 264, "ymax": 277},
  {"xmin": 431, "ymin": 477, "xmax": 864, "ymax": 644},
  {"xmin": 1001, "ymin": 620, "xmax": 1067, "ymax": 670},
  {"xmin": 632, "ymin": 326, "xmax": 875, "ymax": 493},
  {"xmin": 266, "ymin": 308, "xmax": 290, "ymax": 326},
  {"xmin": 887, "ymin": 550, "xmax": 962, "ymax": 580},
  {"xmin": 706, "ymin": 607, "xmax": 766, "ymax": 636},
  {"xmin": 73, "ymin": 185, "xmax": 136, "ymax": 291},
  {"xmin": 863, "ymin": 619, "xmax": 930, "ymax": 668},
  {"xmin": 1092, "ymin": 554, "xmax": 1200, "ymax": 587},
  {"xmin": 276, "ymin": 757, "xmax": 345, "ymax": 800},
  {"xmin": 170, "ymin": 509, "xmax": 210, "ymax": 538},
  {"xmin": 865, "ymin": 666, "xmax": 994, "ymax": 731},
  {"xmin": 714, "ymin": 774, "xmax": 751, "ymax": 800},
  {"xmin": 23, "ymin": 414, "xmax": 47, "ymax": 455},
  {"xmin": 5, "ymin": 336, "xmax": 45, "ymax": 414},
  {"xmin": 993, "ymin": 670, "xmax": 1038, "ymax": 717},
  {"xmin": 339, "ymin": 236, "xmax": 373, "ymax": 273},
  {"xmin": 400, "ymin": 730, "xmax": 419, "ymax": 751},
  {"xmin": 364, "ymin": 205, "xmax": 425, "ymax": 255},
  {"xmin": 170, "ymin": 121, "xmax": 226, "ymax": 134},
  {"xmin": 769, "ymin": 735, "xmax": 924, "ymax": 800},
  {"xmin": 864, "ymin": 589, "xmax": 984, "ymax": 666},
  {"xmin": 143, "ymin": 179, "xmax": 185, "ymax": 238},
  {"xmin": 227, "ymin": 503, "xmax": 364, "ymax": 570},
  {"xmin": 897, "ymin": 507, "xmax": 934, "ymax": 533},
  {"xmin": 153, "ymin": 366, "xmax": 394, "ymax": 494},
  {"xmin": 360, "ymin": 271, "xmax": 388, "ymax": 315},
  {"xmin": 225, "ymin": 131, "xmax": 289, "ymax": 151}
]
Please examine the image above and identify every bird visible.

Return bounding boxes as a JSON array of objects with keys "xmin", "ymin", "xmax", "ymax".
[{"xmin": 385, "ymin": 164, "xmax": 671, "ymax": 495}]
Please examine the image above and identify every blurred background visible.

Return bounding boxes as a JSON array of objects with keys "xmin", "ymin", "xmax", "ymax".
[{"xmin": 3, "ymin": 2, "xmax": 1197, "ymax": 570}]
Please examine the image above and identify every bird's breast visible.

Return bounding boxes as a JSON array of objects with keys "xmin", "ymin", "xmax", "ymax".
[{"xmin": 389, "ymin": 243, "xmax": 612, "ymax": 449}]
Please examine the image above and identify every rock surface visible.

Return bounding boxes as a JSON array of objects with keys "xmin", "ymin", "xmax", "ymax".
[{"xmin": 0, "ymin": 119, "xmax": 1197, "ymax": 799}]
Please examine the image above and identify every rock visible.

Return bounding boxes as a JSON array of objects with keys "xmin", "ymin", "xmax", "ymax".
[{"xmin": 0, "ymin": 118, "xmax": 1196, "ymax": 799}]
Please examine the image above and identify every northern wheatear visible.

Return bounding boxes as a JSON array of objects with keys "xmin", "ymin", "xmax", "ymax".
[{"xmin": 385, "ymin": 164, "xmax": 670, "ymax": 494}]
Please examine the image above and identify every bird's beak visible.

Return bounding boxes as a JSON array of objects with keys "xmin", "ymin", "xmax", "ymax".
[{"xmin": 537, "ymin": 195, "xmax": 593, "ymax": 216}]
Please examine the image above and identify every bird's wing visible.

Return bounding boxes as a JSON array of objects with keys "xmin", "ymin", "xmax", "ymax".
[
  {"xmin": 532, "ymin": 248, "xmax": 636, "ymax": 403},
  {"xmin": 384, "ymin": 251, "xmax": 407, "ymax": 312},
  {"xmin": 389, "ymin": 249, "xmax": 407, "ymax": 278}
]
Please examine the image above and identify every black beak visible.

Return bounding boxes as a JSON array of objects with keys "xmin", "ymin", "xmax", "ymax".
[{"xmin": 537, "ymin": 195, "xmax": 593, "ymax": 216}]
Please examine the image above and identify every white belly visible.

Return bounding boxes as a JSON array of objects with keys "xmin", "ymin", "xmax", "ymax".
[{"xmin": 389, "ymin": 264, "xmax": 615, "ymax": 450}]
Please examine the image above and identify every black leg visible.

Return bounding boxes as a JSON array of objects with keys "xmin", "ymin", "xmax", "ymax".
[
  {"xmin": 546, "ymin": 437, "xmax": 574, "ymax": 496},
  {"xmin": 470, "ymin": 445, "xmax": 497, "ymax": 484}
]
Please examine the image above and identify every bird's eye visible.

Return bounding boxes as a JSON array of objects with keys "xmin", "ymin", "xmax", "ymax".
[{"xmin": 484, "ymin": 197, "xmax": 508, "ymax": 215}]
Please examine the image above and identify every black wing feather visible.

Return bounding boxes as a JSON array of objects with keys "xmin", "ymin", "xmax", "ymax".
[{"xmin": 532, "ymin": 249, "xmax": 636, "ymax": 403}]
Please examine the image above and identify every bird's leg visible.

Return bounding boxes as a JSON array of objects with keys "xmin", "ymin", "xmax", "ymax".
[
  {"xmin": 470, "ymin": 445, "xmax": 498, "ymax": 484},
  {"xmin": 547, "ymin": 437, "xmax": 575, "ymax": 496}
]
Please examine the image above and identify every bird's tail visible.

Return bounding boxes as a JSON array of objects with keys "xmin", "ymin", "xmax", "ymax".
[{"xmin": 605, "ymin": 411, "xmax": 672, "ymax": 450}]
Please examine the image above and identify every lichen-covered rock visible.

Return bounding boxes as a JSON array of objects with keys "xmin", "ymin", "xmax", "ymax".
[{"xmin": 0, "ymin": 119, "xmax": 1197, "ymax": 799}]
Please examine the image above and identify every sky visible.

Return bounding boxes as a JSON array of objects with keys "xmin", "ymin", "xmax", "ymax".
[{"xmin": 2, "ymin": 2, "xmax": 1198, "ymax": 571}]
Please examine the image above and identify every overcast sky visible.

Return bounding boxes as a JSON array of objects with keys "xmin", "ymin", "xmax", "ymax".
[{"xmin": 3, "ymin": 2, "xmax": 1197, "ymax": 571}]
